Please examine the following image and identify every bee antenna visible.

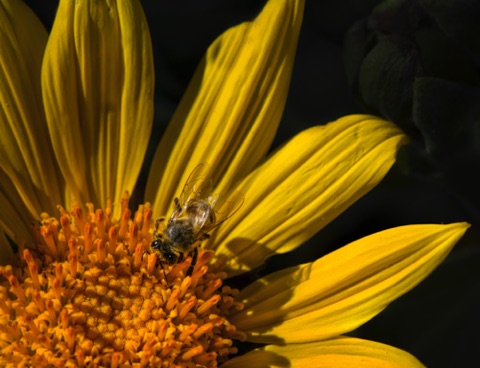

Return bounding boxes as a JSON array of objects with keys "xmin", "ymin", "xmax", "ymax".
[{"xmin": 159, "ymin": 262, "xmax": 170, "ymax": 288}]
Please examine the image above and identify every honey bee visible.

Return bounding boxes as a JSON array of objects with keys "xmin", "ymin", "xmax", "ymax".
[{"xmin": 150, "ymin": 163, "xmax": 243, "ymax": 277}]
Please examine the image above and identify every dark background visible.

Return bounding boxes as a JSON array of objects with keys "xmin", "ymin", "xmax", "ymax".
[{"xmin": 25, "ymin": 1, "xmax": 480, "ymax": 366}]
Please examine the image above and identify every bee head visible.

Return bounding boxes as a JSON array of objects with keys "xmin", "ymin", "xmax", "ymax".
[
  {"xmin": 151, "ymin": 239, "xmax": 178, "ymax": 265},
  {"xmin": 163, "ymin": 251, "xmax": 178, "ymax": 265}
]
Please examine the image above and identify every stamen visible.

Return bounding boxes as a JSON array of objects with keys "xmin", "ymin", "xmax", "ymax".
[
  {"xmin": 108, "ymin": 226, "xmax": 118, "ymax": 255},
  {"xmin": 193, "ymin": 322, "xmax": 214, "ymax": 339},
  {"xmin": 159, "ymin": 340, "xmax": 175, "ymax": 358},
  {"xmin": 40, "ymin": 225, "xmax": 58, "ymax": 259},
  {"xmin": 32, "ymin": 289, "xmax": 44, "ymax": 312},
  {"xmin": 111, "ymin": 352, "xmax": 121, "ymax": 368},
  {"xmin": 96, "ymin": 239, "xmax": 107, "ymax": 264},
  {"xmin": 55, "ymin": 263, "xmax": 64, "ymax": 284},
  {"xmin": 76, "ymin": 348, "xmax": 85, "ymax": 367},
  {"xmin": 178, "ymin": 323, "xmax": 197, "ymax": 341},
  {"xmin": 60, "ymin": 213, "xmax": 72, "ymax": 243},
  {"xmin": 166, "ymin": 288, "xmax": 180, "ymax": 312},
  {"xmin": 178, "ymin": 295, "xmax": 197, "ymax": 320},
  {"xmin": 142, "ymin": 208, "xmax": 153, "ymax": 239},
  {"xmin": 8, "ymin": 275, "xmax": 25, "ymax": 304},
  {"xmin": 95, "ymin": 209, "xmax": 105, "ymax": 238},
  {"xmin": 68, "ymin": 253, "xmax": 78, "ymax": 276},
  {"xmin": 200, "ymin": 278, "xmax": 222, "ymax": 300},
  {"xmin": 134, "ymin": 205, "xmax": 144, "ymax": 226},
  {"xmin": 0, "ymin": 296, "xmax": 9, "ymax": 315},
  {"xmin": 182, "ymin": 345, "xmax": 204, "ymax": 360},
  {"xmin": 120, "ymin": 191, "xmax": 129, "ymax": 215},
  {"xmin": 128, "ymin": 223, "xmax": 138, "ymax": 253},
  {"xmin": 118, "ymin": 208, "xmax": 130, "ymax": 239},
  {"xmin": 179, "ymin": 276, "xmax": 192, "ymax": 299},
  {"xmin": 24, "ymin": 314, "xmax": 39, "ymax": 335},
  {"xmin": 157, "ymin": 319, "xmax": 169, "ymax": 341},
  {"xmin": 23, "ymin": 250, "xmax": 40, "ymax": 289},
  {"xmin": 38, "ymin": 335, "xmax": 51, "ymax": 350},
  {"xmin": 72, "ymin": 206, "xmax": 85, "ymax": 235},
  {"xmin": 66, "ymin": 326, "xmax": 75, "ymax": 352},
  {"xmin": 191, "ymin": 265, "xmax": 208, "ymax": 287},
  {"xmin": 168, "ymin": 258, "xmax": 191, "ymax": 280},
  {"xmin": 105, "ymin": 199, "xmax": 113, "ymax": 223},
  {"xmin": 52, "ymin": 278, "xmax": 62, "ymax": 300},
  {"xmin": 146, "ymin": 252, "xmax": 157, "ymax": 275},
  {"xmin": 197, "ymin": 249, "xmax": 215, "ymax": 268},
  {"xmin": 85, "ymin": 203, "xmax": 95, "ymax": 222},
  {"xmin": 0, "ymin": 197, "xmax": 245, "ymax": 366},
  {"xmin": 84, "ymin": 222, "xmax": 93, "ymax": 254},
  {"xmin": 195, "ymin": 352, "xmax": 218, "ymax": 365},
  {"xmin": 197, "ymin": 295, "xmax": 221, "ymax": 315},
  {"xmin": 68, "ymin": 237, "xmax": 78, "ymax": 256},
  {"xmin": 46, "ymin": 300, "xmax": 56, "ymax": 324},
  {"xmin": 133, "ymin": 244, "xmax": 144, "ymax": 269}
]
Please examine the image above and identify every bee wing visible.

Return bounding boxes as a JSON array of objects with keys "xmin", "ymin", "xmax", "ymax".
[
  {"xmin": 198, "ymin": 190, "xmax": 244, "ymax": 237},
  {"xmin": 179, "ymin": 163, "xmax": 214, "ymax": 205}
]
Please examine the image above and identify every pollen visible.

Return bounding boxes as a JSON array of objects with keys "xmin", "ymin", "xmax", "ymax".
[{"xmin": 0, "ymin": 193, "xmax": 245, "ymax": 367}]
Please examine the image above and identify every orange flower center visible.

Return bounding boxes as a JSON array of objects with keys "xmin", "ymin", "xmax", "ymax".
[{"xmin": 0, "ymin": 193, "xmax": 245, "ymax": 367}]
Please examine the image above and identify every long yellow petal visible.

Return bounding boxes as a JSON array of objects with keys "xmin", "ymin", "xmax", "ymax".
[
  {"xmin": 230, "ymin": 223, "xmax": 468, "ymax": 343},
  {"xmin": 211, "ymin": 115, "xmax": 408, "ymax": 276},
  {"xmin": 223, "ymin": 337, "xmax": 425, "ymax": 368},
  {"xmin": 42, "ymin": 0, "xmax": 154, "ymax": 211},
  {"xmin": 0, "ymin": 169, "xmax": 35, "ymax": 245},
  {"xmin": 0, "ymin": 0, "xmax": 64, "ymax": 217},
  {"xmin": 146, "ymin": 0, "xmax": 304, "ymax": 215},
  {"xmin": 0, "ymin": 230, "xmax": 13, "ymax": 265}
]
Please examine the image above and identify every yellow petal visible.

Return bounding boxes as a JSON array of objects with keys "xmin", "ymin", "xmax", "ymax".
[
  {"xmin": 0, "ymin": 0, "xmax": 64, "ymax": 217},
  {"xmin": 0, "ymin": 169, "xmax": 35, "ymax": 245},
  {"xmin": 211, "ymin": 115, "xmax": 408, "ymax": 276},
  {"xmin": 223, "ymin": 337, "xmax": 425, "ymax": 368},
  {"xmin": 42, "ymin": 0, "xmax": 154, "ymax": 211},
  {"xmin": 146, "ymin": 0, "xmax": 304, "ymax": 215},
  {"xmin": 230, "ymin": 222, "xmax": 469, "ymax": 343},
  {"xmin": 0, "ymin": 230, "xmax": 13, "ymax": 265}
]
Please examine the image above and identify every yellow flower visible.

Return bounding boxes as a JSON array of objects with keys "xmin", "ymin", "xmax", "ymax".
[{"xmin": 0, "ymin": 0, "xmax": 469, "ymax": 367}]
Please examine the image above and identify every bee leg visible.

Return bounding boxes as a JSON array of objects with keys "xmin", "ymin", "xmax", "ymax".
[
  {"xmin": 186, "ymin": 247, "xmax": 198, "ymax": 277},
  {"xmin": 199, "ymin": 233, "xmax": 210, "ymax": 241},
  {"xmin": 159, "ymin": 261, "xmax": 170, "ymax": 288},
  {"xmin": 177, "ymin": 252, "xmax": 184, "ymax": 263},
  {"xmin": 174, "ymin": 197, "xmax": 181, "ymax": 211},
  {"xmin": 153, "ymin": 257, "xmax": 170, "ymax": 287},
  {"xmin": 157, "ymin": 261, "xmax": 170, "ymax": 287}
]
